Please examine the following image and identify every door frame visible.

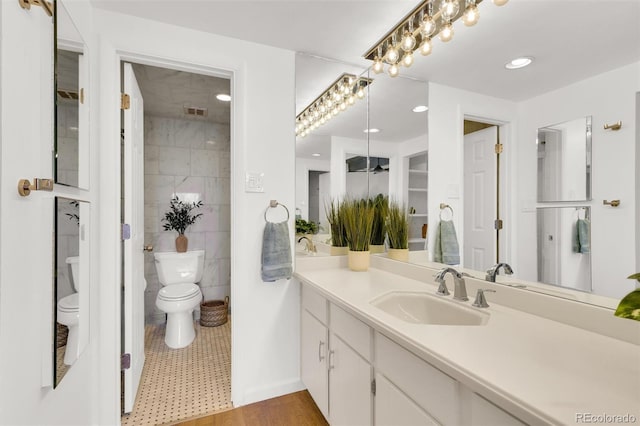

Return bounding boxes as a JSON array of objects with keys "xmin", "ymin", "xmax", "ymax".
[
  {"xmin": 460, "ymin": 113, "xmax": 512, "ymax": 266},
  {"xmin": 114, "ymin": 50, "xmax": 235, "ymax": 414}
]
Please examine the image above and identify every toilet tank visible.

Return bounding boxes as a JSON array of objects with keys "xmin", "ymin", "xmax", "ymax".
[
  {"xmin": 66, "ymin": 256, "xmax": 80, "ymax": 292},
  {"xmin": 154, "ymin": 250, "xmax": 205, "ymax": 286}
]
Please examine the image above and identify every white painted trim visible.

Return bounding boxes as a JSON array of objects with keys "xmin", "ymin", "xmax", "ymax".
[{"xmin": 242, "ymin": 378, "xmax": 305, "ymax": 406}]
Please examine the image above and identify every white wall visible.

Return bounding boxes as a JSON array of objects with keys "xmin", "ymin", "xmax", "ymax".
[
  {"xmin": 517, "ymin": 61, "xmax": 640, "ymax": 299},
  {"xmin": 427, "ymin": 83, "xmax": 518, "ymax": 266},
  {"xmin": 0, "ymin": 1, "xmax": 101, "ymax": 424}
]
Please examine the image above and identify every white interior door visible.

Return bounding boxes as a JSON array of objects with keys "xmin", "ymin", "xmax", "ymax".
[
  {"xmin": 463, "ymin": 126, "xmax": 497, "ymax": 271},
  {"xmin": 123, "ymin": 62, "xmax": 146, "ymax": 414}
]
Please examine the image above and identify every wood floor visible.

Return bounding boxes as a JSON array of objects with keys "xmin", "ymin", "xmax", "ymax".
[{"xmin": 175, "ymin": 391, "xmax": 328, "ymax": 426}]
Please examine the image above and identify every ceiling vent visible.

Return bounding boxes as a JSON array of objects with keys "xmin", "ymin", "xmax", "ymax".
[
  {"xmin": 57, "ymin": 89, "xmax": 79, "ymax": 101},
  {"xmin": 184, "ymin": 106, "xmax": 208, "ymax": 117}
]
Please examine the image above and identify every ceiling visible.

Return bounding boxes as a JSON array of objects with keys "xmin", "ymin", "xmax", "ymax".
[{"xmin": 92, "ymin": 0, "xmax": 640, "ymax": 158}]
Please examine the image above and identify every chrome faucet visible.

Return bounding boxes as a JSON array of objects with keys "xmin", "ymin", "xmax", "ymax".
[
  {"xmin": 434, "ymin": 267, "xmax": 470, "ymax": 301},
  {"xmin": 297, "ymin": 236, "xmax": 317, "ymax": 254},
  {"xmin": 485, "ymin": 263, "xmax": 513, "ymax": 282}
]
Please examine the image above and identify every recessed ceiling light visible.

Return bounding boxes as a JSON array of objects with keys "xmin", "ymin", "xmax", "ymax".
[
  {"xmin": 363, "ymin": 128, "xmax": 380, "ymax": 133},
  {"xmin": 505, "ymin": 57, "xmax": 533, "ymax": 70},
  {"xmin": 412, "ymin": 105, "xmax": 429, "ymax": 113},
  {"xmin": 216, "ymin": 94, "xmax": 231, "ymax": 102},
  {"xmin": 312, "ymin": 153, "xmax": 321, "ymax": 157}
]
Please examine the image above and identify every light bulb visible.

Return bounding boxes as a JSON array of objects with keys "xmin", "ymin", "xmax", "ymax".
[
  {"xmin": 302, "ymin": 118, "xmax": 308, "ymax": 126},
  {"xmin": 492, "ymin": 0, "xmax": 508, "ymax": 5},
  {"xmin": 439, "ymin": 22, "xmax": 454, "ymax": 42},
  {"xmin": 401, "ymin": 30, "xmax": 416, "ymax": 52},
  {"xmin": 357, "ymin": 87, "xmax": 365, "ymax": 99},
  {"xmin": 339, "ymin": 102, "xmax": 347, "ymax": 111},
  {"xmin": 388, "ymin": 63, "xmax": 399, "ymax": 78},
  {"xmin": 462, "ymin": 3, "xmax": 479, "ymax": 26},
  {"xmin": 402, "ymin": 52, "xmax": 414, "ymax": 67},
  {"xmin": 386, "ymin": 45, "xmax": 400, "ymax": 64},
  {"xmin": 301, "ymin": 130, "xmax": 307, "ymax": 137},
  {"xmin": 348, "ymin": 95, "xmax": 356, "ymax": 105},
  {"xmin": 326, "ymin": 98, "xmax": 333, "ymax": 108},
  {"xmin": 332, "ymin": 107, "xmax": 339, "ymax": 116},
  {"xmin": 333, "ymin": 91, "xmax": 341, "ymax": 102},
  {"xmin": 420, "ymin": 38, "xmax": 433, "ymax": 56},
  {"xmin": 342, "ymin": 84, "xmax": 350, "ymax": 95},
  {"xmin": 319, "ymin": 104, "xmax": 326, "ymax": 113},
  {"xmin": 440, "ymin": 0, "xmax": 459, "ymax": 20},
  {"xmin": 421, "ymin": 15, "xmax": 437, "ymax": 37},
  {"xmin": 320, "ymin": 117, "xmax": 326, "ymax": 125},
  {"xmin": 373, "ymin": 57, "xmax": 384, "ymax": 74},
  {"xmin": 313, "ymin": 110, "xmax": 319, "ymax": 119}
]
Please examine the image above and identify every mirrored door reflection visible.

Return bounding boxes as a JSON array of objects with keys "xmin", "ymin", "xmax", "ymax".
[
  {"xmin": 54, "ymin": 197, "xmax": 89, "ymax": 387},
  {"xmin": 536, "ymin": 206, "xmax": 592, "ymax": 293},
  {"xmin": 55, "ymin": 0, "xmax": 89, "ymax": 189}
]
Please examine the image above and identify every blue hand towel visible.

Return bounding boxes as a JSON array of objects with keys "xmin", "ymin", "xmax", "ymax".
[
  {"xmin": 434, "ymin": 220, "xmax": 460, "ymax": 265},
  {"xmin": 574, "ymin": 218, "xmax": 590, "ymax": 254},
  {"xmin": 261, "ymin": 221, "xmax": 292, "ymax": 282}
]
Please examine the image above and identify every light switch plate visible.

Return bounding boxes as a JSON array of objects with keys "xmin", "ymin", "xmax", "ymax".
[{"xmin": 245, "ymin": 171, "xmax": 264, "ymax": 193}]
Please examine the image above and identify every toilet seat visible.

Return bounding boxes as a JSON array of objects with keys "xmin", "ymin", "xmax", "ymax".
[
  {"xmin": 58, "ymin": 293, "xmax": 79, "ymax": 312},
  {"xmin": 158, "ymin": 283, "xmax": 200, "ymax": 301}
]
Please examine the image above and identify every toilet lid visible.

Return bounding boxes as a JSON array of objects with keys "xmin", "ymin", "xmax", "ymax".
[
  {"xmin": 158, "ymin": 283, "xmax": 200, "ymax": 301},
  {"xmin": 58, "ymin": 293, "xmax": 79, "ymax": 311}
]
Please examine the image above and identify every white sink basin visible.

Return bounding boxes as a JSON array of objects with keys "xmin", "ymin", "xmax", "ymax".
[{"xmin": 370, "ymin": 291, "xmax": 489, "ymax": 326}]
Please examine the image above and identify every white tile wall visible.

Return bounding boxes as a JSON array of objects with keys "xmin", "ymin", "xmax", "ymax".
[{"xmin": 144, "ymin": 115, "xmax": 231, "ymax": 324}]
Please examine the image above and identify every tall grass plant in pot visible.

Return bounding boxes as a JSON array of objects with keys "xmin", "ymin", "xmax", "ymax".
[
  {"xmin": 162, "ymin": 196, "xmax": 203, "ymax": 253},
  {"xmin": 343, "ymin": 198, "xmax": 375, "ymax": 271},
  {"xmin": 325, "ymin": 199, "xmax": 348, "ymax": 256},
  {"xmin": 386, "ymin": 201, "xmax": 409, "ymax": 262},
  {"xmin": 370, "ymin": 194, "xmax": 388, "ymax": 254}
]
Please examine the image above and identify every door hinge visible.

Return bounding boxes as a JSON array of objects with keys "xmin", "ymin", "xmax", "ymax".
[
  {"xmin": 122, "ymin": 223, "xmax": 131, "ymax": 240},
  {"xmin": 121, "ymin": 353, "xmax": 131, "ymax": 370},
  {"xmin": 494, "ymin": 143, "xmax": 503, "ymax": 154},
  {"xmin": 494, "ymin": 219, "xmax": 503, "ymax": 230},
  {"xmin": 121, "ymin": 93, "xmax": 131, "ymax": 110},
  {"xmin": 371, "ymin": 379, "xmax": 376, "ymax": 396}
]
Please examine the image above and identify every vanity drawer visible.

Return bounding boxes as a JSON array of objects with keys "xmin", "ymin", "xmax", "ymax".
[
  {"xmin": 302, "ymin": 283, "xmax": 327, "ymax": 325},
  {"xmin": 330, "ymin": 303, "xmax": 371, "ymax": 361},
  {"xmin": 376, "ymin": 332, "xmax": 459, "ymax": 425}
]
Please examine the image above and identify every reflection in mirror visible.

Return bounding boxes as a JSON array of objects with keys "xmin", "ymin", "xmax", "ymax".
[
  {"xmin": 537, "ymin": 116, "xmax": 592, "ymax": 202},
  {"xmin": 345, "ymin": 155, "xmax": 389, "ymax": 199},
  {"xmin": 54, "ymin": 197, "xmax": 89, "ymax": 387},
  {"xmin": 55, "ymin": 0, "xmax": 88, "ymax": 189},
  {"xmin": 537, "ymin": 206, "xmax": 591, "ymax": 292}
]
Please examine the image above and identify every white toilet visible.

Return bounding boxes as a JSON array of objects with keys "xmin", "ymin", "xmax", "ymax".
[
  {"xmin": 57, "ymin": 256, "xmax": 80, "ymax": 366},
  {"xmin": 154, "ymin": 250, "xmax": 204, "ymax": 349}
]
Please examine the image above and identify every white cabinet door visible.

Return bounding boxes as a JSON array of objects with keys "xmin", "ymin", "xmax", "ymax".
[
  {"xmin": 329, "ymin": 334, "xmax": 372, "ymax": 426},
  {"xmin": 375, "ymin": 373, "xmax": 438, "ymax": 426},
  {"xmin": 301, "ymin": 310, "xmax": 329, "ymax": 419}
]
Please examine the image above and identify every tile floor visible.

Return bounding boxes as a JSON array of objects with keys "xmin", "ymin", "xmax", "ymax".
[{"xmin": 121, "ymin": 319, "xmax": 232, "ymax": 426}]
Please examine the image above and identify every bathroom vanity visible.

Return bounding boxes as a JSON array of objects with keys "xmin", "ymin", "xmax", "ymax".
[{"xmin": 294, "ymin": 255, "xmax": 640, "ymax": 425}]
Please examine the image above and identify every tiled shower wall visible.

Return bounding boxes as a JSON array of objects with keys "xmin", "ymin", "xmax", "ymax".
[{"xmin": 143, "ymin": 115, "xmax": 231, "ymax": 324}]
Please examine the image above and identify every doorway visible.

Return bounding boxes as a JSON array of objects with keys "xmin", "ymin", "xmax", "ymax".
[
  {"xmin": 462, "ymin": 119, "xmax": 503, "ymax": 271},
  {"xmin": 120, "ymin": 61, "xmax": 233, "ymax": 425}
]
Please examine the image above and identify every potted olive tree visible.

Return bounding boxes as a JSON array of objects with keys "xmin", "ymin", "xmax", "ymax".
[
  {"xmin": 370, "ymin": 194, "xmax": 388, "ymax": 253},
  {"xmin": 162, "ymin": 196, "xmax": 203, "ymax": 253},
  {"xmin": 325, "ymin": 199, "xmax": 348, "ymax": 256},
  {"xmin": 386, "ymin": 200, "xmax": 409, "ymax": 262},
  {"xmin": 343, "ymin": 198, "xmax": 375, "ymax": 271}
]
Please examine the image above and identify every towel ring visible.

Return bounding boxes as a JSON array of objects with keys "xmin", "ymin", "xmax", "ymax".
[
  {"xmin": 264, "ymin": 200, "xmax": 290, "ymax": 223},
  {"xmin": 439, "ymin": 203, "xmax": 454, "ymax": 221}
]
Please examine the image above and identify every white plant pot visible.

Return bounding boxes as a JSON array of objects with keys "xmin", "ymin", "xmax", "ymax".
[
  {"xmin": 369, "ymin": 244, "xmax": 385, "ymax": 254},
  {"xmin": 348, "ymin": 250, "xmax": 370, "ymax": 272},
  {"xmin": 330, "ymin": 246, "xmax": 349, "ymax": 256},
  {"xmin": 388, "ymin": 248, "xmax": 409, "ymax": 262}
]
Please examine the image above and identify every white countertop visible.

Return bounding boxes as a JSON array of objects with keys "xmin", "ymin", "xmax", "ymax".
[{"xmin": 294, "ymin": 258, "xmax": 640, "ymax": 425}]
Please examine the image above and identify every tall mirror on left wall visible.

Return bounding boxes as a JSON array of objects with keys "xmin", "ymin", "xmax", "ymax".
[{"xmin": 55, "ymin": 0, "xmax": 89, "ymax": 189}]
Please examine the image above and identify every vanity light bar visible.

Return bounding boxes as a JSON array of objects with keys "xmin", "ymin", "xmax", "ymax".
[
  {"xmin": 363, "ymin": 0, "xmax": 509, "ymax": 78},
  {"xmin": 295, "ymin": 73, "xmax": 373, "ymax": 138}
]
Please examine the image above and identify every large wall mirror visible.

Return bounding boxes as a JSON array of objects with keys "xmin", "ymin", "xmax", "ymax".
[
  {"xmin": 55, "ymin": 0, "xmax": 89, "ymax": 189},
  {"xmin": 537, "ymin": 116, "xmax": 592, "ymax": 202},
  {"xmin": 54, "ymin": 197, "xmax": 90, "ymax": 387}
]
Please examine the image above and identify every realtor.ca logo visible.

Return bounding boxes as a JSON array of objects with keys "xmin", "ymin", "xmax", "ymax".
[{"xmin": 576, "ymin": 413, "xmax": 638, "ymax": 424}]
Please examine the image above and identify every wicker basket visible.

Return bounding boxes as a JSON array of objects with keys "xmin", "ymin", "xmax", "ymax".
[
  {"xmin": 200, "ymin": 296, "xmax": 229, "ymax": 327},
  {"xmin": 56, "ymin": 323, "xmax": 68, "ymax": 348}
]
